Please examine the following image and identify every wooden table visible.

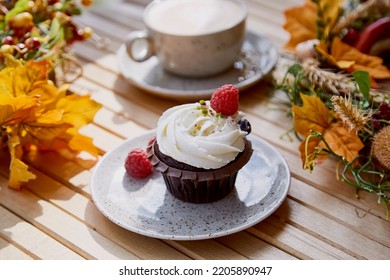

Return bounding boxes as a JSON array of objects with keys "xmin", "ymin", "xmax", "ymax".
[{"xmin": 0, "ymin": 0, "xmax": 389, "ymax": 260}]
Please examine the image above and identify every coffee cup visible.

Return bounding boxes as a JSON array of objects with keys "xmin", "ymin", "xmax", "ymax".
[{"xmin": 125, "ymin": 0, "xmax": 247, "ymax": 78}]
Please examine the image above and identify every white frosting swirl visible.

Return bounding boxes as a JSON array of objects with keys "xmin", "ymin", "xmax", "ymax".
[{"xmin": 156, "ymin": 101, "xmax": 247, "ymax": 169}]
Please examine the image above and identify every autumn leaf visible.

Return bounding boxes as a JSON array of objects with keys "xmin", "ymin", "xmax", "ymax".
[
  {"xmin": 283, "ymin": 0, "xmax": 317, "ymax": 50},
  {"xmin": 0, "ymin": 59, "xmax": 102, "ymax": 189},
  {"xmin": 293, "ymin": 93, "xmax": 363, "ymax": 169},
  {"xmin": 292, "ymin": 93, "xmax": 333, "ymax": 136},
  {"xmin": 316, "ymin": 37, "xmax": 390, "ymax": 79},
  {"xmin": 0, "ymin": 95, "xmax": 37, "ymax": 126},
  {"xmin": 56, "ymin": 94, "xmax": 101, "ymax": 131},
  {"xmin": 283, "ymin": 0, "xmax": 343, "ymax": 50},
  {"xmin": 320, "ymin": 122, "xmax": 364, "ymax": 162},
  {"xmin": 7, "ymin": 135, "xmax": 36, "ymax": 190}
]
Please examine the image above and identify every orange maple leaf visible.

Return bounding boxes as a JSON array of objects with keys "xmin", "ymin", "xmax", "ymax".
[
  {"xmin": 320, "ymin": 122, "xmax": 364, "ymax": 163},
  {"xmin": 316, "ymin": 37, "xmax": 390, "ymax": 79},
  {"xmin": 293, "ymin": 94, "xmax": 364, "ymax": 169}
]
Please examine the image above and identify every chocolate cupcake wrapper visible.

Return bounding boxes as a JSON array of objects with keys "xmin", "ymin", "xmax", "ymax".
[
  {"xmin": 148, "ymin": 139, "xmax": 253, "ymax": 203},
  {"xmin": 149, "ymin": 139, "xmax": 253, "ymax": 181}
]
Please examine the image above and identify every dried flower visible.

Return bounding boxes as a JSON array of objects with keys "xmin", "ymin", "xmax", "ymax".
[
  {"xmin": 331, "ymin": 95, "xmax": 370, "ymax": 131},
  {"xmin": 371, "ymin": 126, "xmax": 390, "ymax": 170}
]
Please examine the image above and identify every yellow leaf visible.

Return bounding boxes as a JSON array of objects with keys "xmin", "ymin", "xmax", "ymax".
[
  {"xmin": 317, "ymin": 0, "xmax": 344, "ymax": 39},
  {"xmin": 0, "ymin": 95, "xmax": 37, "ymax": 126},
  {"xmin": 56, "ymin": 94, "xmax": 102, "ymax": 130},
  {"xmin": 292, "ymin": 94, "xmax": 333, "ymax": 136},
  {"xmin": 69, "ymin": 133, "xmax": 100, "ymax": 157},
  {"xmin": 8, "ymin": 157, "xmax": 37, "ymax": 190},
  {"xmin": 7, "ymin": 135, "xmax": 36, "ymax": 190},
  {"xmin": 283, "ymin": 0, "xmax": 317, "ymax": 50},
  {"xmin": 0, "ymin": 59, "xmax": 102, "ymax": 188},
  {"xmin": 320, "ymin": 122, "xmax": 364, "ymax": 162}
]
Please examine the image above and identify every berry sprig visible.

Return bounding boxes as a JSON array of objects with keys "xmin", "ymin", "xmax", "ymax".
[
  {"xmin": 372, "ymin": 102, "xmax": 390, "ymax": 130},
  {"xmin": 0, "ymin": 1, "xmax": 93, "ymax": 61}
]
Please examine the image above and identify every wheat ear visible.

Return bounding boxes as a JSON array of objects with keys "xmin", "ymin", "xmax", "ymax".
[
  {"xmin": 302, "ymin": 59, "xmax": 356, "ymax": 95},
  {"xmin": 333, "ymin": 0, "xmax": 390, "ymax": 34}
]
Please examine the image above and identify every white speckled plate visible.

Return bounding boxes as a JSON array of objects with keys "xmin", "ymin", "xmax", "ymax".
[
  {"xmin": 117, "ymin": 31, "xmax": 278, "ymax": 101},
  {"xmin": 91, "ymin": 130, "xmax": 290, "ymax": 240}
]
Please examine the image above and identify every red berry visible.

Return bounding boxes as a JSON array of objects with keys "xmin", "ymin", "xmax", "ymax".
[
  {"xmin": 125, "ymin": 149, "xmax": 152, "ymax": 179},
  {"xmin": 25, "ymin": 37, "xmax": 41, "ymax": 50},
  {"xmin": 342, "ymin": 28, "xmax": 360, "ymax": 46},
  {"xmin": 210, "ymin": 84, "xmax": 239, "ymax": 116},
  {"xmin": 2, "ymin": 36, "xmax": 14, "ymax": 45}
]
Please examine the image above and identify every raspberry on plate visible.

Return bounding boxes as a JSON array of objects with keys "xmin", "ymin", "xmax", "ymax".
[
  {"xmin": 125, "ymin": 148, "xmax": 152, "ymax": 179},
  {"xmin": 210, "ymin": 84, "xmax": 239, "ymax": 116}
]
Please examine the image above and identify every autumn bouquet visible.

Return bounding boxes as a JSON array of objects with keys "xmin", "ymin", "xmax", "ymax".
[
  {"xmin": 274, "ymin": 0, "xmax": 390, "ymax": 212},
  {"xmin": 0, "ymin": 0, "xmax": 101, "ymax": 189}
]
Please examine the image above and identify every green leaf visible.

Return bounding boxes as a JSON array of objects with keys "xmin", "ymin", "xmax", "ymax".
[
  {"xmin": 353, "ymin": 70, "xmax": 371, "ymax": 101},
  {"xmin": 5, "ymin": 0, "xmax": 30, "ymax": 22},
  {"xmin": 288, "ymin": 63, "xmax": 304, "ymax": 76}
]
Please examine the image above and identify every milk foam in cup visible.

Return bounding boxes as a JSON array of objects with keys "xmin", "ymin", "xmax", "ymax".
[{"xmin": 125, "ymin": 0, "xmax": 247, "ymax": 77}]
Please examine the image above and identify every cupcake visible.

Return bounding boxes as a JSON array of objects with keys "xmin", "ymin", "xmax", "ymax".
[{"xmin": 149, "ymin": 84, "xmax": 253, "ymax": 203}]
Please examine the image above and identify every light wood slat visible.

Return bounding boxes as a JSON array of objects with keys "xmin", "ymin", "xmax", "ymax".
[
  {"xmin": 289, "ymin": 178, "xmax": 390, "ymax": 248},
  {"xmin": 76, "ymin": 57, "xmax": 177, "ymax": 112},
  {"xmin": 165, "ymin": 240, "xmax": 248, "ymax": 260},
  {"xmin": 0, "ymin": 236, "xmax": 33, "ymax": 260},
  {"xmin": 280, "ymin": 198, "xmax": 390, "ymax": 259},
  {"xmin": 248, "ymin": 217, "xmax": 355, "ymax": 259},
  {"xmin": 0, "ymin": 175, "xmax": 139, "ymax": 260},
  {"xmin": 18, "ymin": 169, "xmax": 191, "ymax": 260},
  {"xmin": 70, "ymin": 78, "xmax": 161, "ymax": 129},
  {"xmin": 74, "ymin": 10, "xmax": 133, "ymax": 41},
  {"xmin": 80, "ymin": 123, "xmax": 123, "ymax": 152},
  {"xmin": 0, "ymin": 205, "xmax": 83, "ymax": 260},
  {"xmin": 217, "ymin": 231, "xmax": 297, "ymax": 260},
  {"xmin": 24, "ymin": 150, "xmax": 95, "ymax": 197},
  {"xmin": 89, "ymin": 2, "xmax": 145, "ymax": 30},
  {"xmin": 0, "ymin": 236, "xmax": 31, "ymax": 260},
  {"xmin": 246, "ymin": 18, "xmax": 288, "ymax": 47},
  {"xmin": 93, "ymin": 107, "xmax": 147, "ymax": 139},
  {"xmin": 248, "ymin": 0, "xmax": 305, "ymax": 11},
  {"xmin": 73, "ymin": 41, "xmax": 120, "ymax": 72}
]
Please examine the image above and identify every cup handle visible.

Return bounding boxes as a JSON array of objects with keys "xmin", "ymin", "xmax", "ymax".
[{"xmin": 124, "ymin": 30, "xmax": 154, "ymax": 62}]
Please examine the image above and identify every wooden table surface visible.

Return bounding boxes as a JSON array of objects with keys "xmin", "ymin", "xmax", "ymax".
[{"xmin": 1, "ymin": 0, "xmax": 389, "ymax": 260}]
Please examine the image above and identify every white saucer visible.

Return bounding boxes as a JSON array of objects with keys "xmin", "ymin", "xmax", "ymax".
[
  {"xmin": 91, "ymin": 130, "xmax": 290, "ymax": 240},
  {"xmin": 117, "ymin": 31, "xmax": 278, "ymax": 100}
]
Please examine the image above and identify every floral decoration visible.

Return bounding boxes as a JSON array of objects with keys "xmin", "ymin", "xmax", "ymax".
[
  {"xmin": 275, "ymin": 0, "xmax": 390, "ymax": 214},
  {"xmin": 0, "ymin": 0, "xmax": 101, "ymax": 189}
]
